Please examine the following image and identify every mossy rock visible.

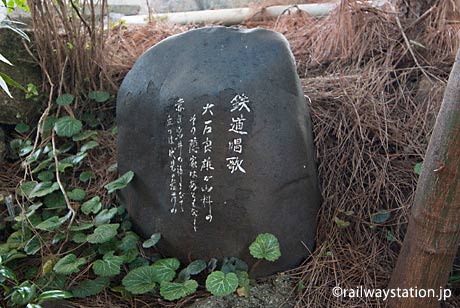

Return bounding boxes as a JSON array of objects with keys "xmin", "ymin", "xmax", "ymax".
[{"xmin": 0, "ymin": 28, "xmax": 41, "ymax": 125}]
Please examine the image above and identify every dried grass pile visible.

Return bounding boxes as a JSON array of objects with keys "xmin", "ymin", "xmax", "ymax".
[
  {"xmin": 105, "ymin": 22, "xmax": 193, "ymax": 86},
  {"xmin": 279, "ymin": 1, "xmax": 458, "ymax": 307},
  {"xmin": 100, "ymin": 1, "xmax": 460, "ymax": 307}
]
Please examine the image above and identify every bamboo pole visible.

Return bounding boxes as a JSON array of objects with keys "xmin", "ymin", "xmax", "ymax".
[
  {"xmin": 387, "ymin": 48, "xmax": 460, "ymax": 308},
  {"xmin": 121, "ymin": 2, "xmax": 339, "ymax": 25}
]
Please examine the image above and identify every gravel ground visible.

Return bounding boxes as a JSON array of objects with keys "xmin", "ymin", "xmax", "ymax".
[{"xmin": 189, "ymin": 275, "xmax": 296, "ymax": 308}]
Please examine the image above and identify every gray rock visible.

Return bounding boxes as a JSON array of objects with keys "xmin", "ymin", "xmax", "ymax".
[
  {"xmin": 117, "ymin": 26, "xmax": 321, "ymax": 277},
  {"xmin": 0, "ymin": 29, "xmax": 41, "ymax": 125}
]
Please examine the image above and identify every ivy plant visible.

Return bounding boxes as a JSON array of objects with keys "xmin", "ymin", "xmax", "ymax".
[{"xmin": 0, "ymin": 90, "xmax": 283, "ymax": 306}]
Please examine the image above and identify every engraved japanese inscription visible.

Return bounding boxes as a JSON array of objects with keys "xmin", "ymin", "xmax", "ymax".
[{"xmin": 165, "ymin": 94, "xmax": 253, "ymax": 232}]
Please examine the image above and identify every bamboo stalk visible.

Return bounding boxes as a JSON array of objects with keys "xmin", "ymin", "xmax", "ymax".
[{"xmin": 121, "ymin": 2, "xmax": 340, "ymax": 25}]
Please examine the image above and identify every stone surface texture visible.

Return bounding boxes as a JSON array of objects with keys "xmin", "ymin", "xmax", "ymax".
[
  {"xmin": 117, "ymin": 26, "xmax": 321, "ymax": 277},
  {"xmin": 0, "ymin": 29, "xmax": 41, "ymax": 125}
]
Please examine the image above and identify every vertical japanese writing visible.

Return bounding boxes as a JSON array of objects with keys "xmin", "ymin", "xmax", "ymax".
[
  {"xmin": 168, "ymin": 98, "xmax": 185, "ymax": 214},
  {"xmin": 227, "ymin": 94, "xmax": 251, "ymax": 174},
  {"xmin": 188, "ymin": 113, "xmax": 199, "ymax": 231},
  {"xmin": 167, "ymin": 114, "xmax": 176, "ymax": 213},
  {"xmin": 166, "ymin": 94, "xmax": 251, "ymax": 230},
  {"xmin": 201, "ymin": 103, "xmax": 215, "ymax": 223}
]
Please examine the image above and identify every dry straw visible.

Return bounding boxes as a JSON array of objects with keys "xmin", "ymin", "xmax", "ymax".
[
  {"xmin": 1, "ymin": 0, "xmax": 458, "ymax": 307},
  {"xmin": 101, "ymin": 1, "xmax": 459, "ymax": 307}
]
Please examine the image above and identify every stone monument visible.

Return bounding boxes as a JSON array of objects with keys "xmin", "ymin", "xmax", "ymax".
[{"xmin": 117, "ymin": 26, "xmax": 321, "ymax": 277}]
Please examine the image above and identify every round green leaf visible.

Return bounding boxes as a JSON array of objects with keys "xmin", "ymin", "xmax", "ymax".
[
  {"xmin": 38, "ymin": 171, "xmax": 54, "ymax": 182},
  {"xmin": 61, "ymin": 152, "xmax": 87, "ymax": 165},
  {"xmin": 128, "ymin": 257, "xmax": 149, "ymax": 270},
  {"xmin": 372, "ymin": 210, "xmax": 391, "ymax": 224},
  {"xmin": 70, "ymin": 277, "xmax": 110, "ymax": 298},
  {"xmin": 81, "ymin": 196, "xmax": 102, "ymax": 215},
  {"xmin": 36, "ymin": 216, "xmax": 64, "ymax": 231},
  {"xmin": 87, "ymin": 224, "xmax": 119, "ymax": 244},
  {"xmin": 44, "ymin": 192, "xmax": 66, "ymax": 208},
  {"xmin": 235, "ymin": 270, "xmax": 249, "ymax": 287},
  {"xmin": 118, "ymin": 231, "xmax": 139, "ymax": 252},
  {"xmin": 41, "ymin": 116, "xmax": 57, "ymax": 136},
  {"xmin": 205, "ymin": 271, "xmax": 238, "ymax": 296},
  {"xmin": 29, "ymin": 181, "xmax": 59, "ymax": 198},
  {"xmin": 94, "ymin": 208, "xmax": 118, "ymax": 226},
  {"xmin": 9, "ymin": 281, "xmax": 37, "ymax": 305},
  {"xmin": 142, "ymin": 233, "xmax": 161, "ymax": 248},
  {"xmin": 18, "ymin": 181, "xmax": 37, "ymax": 197},
  {"xmin": 67, "ymin": 188, "xmax": 86, "ymax": 201},
  {"xmin": 104, "ymin": 171, "xmax": 134, "ymax": 194},
  {"xmin": 177, "ymin": 260, "xmax": 206, "ymax": 283},
  {"xmin": 71, "ymin": 232, "xmax": 87, "ymax": 244},
  {"xmin": 122, "ymin": 266, "xmax": 157, "ymax": 294},
  {"xmin": 221, "ymin": 257, "xmax": 248, "ymax": 274},
  {"xmin": 186, "ymin": 260, "xmax": 207, "ymax": 275},
  {"xmin": 24, "ymin": 236, "xmax": 41, "ymax": 255},
  {"xmin": 160, "ymin": 280, "xmax": 198, "ymax": 301},
  {"xmin": 88, "ymin": 91, "xmax": 110, "ymax": 103},
  {"xmin": 0, "ymin": 265, "xmax": 18, "ymax": 283},
  {"xmin": 80, "ymin": 141, "xmax": 99, "ymax": 153},
  {"xmin": 54, "ymin": 116, "xmax": 82, "ymax": 137},
  {"xmin": 92, "ymin": 252, "xmax": 123, "ymax": 277},
  {"xmin": 81, "ymin": 113, "xmax": 100, "ymax": 128},
  {"xmin": 7, "ymin": 231, "xmax": 26, "ymax": 249},
  {"xmin": 79, "ymin": 170, "xmax": 95, "ymax": 182},
  {"xmin": 151, "ymin": 258, "xmax": 180, "ymax": 283},
  {"xmin": 249, "ymin": 233, "xmax": 281, "ymax": 262},
  {"xmin": 53, "ymin": 254, "xmax": 87, "ymax": 275},
  {"xmin": 56, "ymin": 93, "xmax": 74, "ymax": 106},
  {"xmin": 15, "ymin": 121, "xmax": 29, "ymax": 134}
]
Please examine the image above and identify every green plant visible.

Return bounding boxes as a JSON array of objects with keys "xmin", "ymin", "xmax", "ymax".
[
  {"xmin": 1, "ymin": 256, "xmax": 73, "ymax": 308},
  {"xmin": 413, "ymin": 162, "xmax": 422, "ymax": 175},
  {"xmin": 0, "ymin": 90, "xmax": 128, "ymax": 307},
  {"xmin": 0, "ymin": 90, "xmax": 283, "ymax": 306},
  {"xmin": 0, "ymin": 1, "xmax": 29, "ymax": 97},
  {"xmin": 1, "ymin": 0, "xmax": 29, "ymax": 14}
]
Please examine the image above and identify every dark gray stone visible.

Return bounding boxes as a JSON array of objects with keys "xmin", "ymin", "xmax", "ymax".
[{"xmin": 117, "ymin": 26, "xmax": 321, "ymax": 277}]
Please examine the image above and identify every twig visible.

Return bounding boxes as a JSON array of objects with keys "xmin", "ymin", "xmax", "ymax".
[
  {"xmin": 146, "ymin": 0, "xmax": 153, "ymax": 24},
  {"xmin": 22, "ymin": 46, "xmax": 54, "ymax": 171},
  {"xmin": 69, "ymin": 0, "xmax": 92, "ymax": 36},
  {"xmin": 274, "ymin": 5, "xmax": 298, "ymax": 30},
  {"xmin": 392, "ymin": 5, "xmax": 433, "ymax": 81},
  {"xmin": 51, "ymin": 130, "xmax": 77, "ymax": 228},
  {"xmin": 405, "ymin": 5, "xmax": 436, "ymax": 30}
]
